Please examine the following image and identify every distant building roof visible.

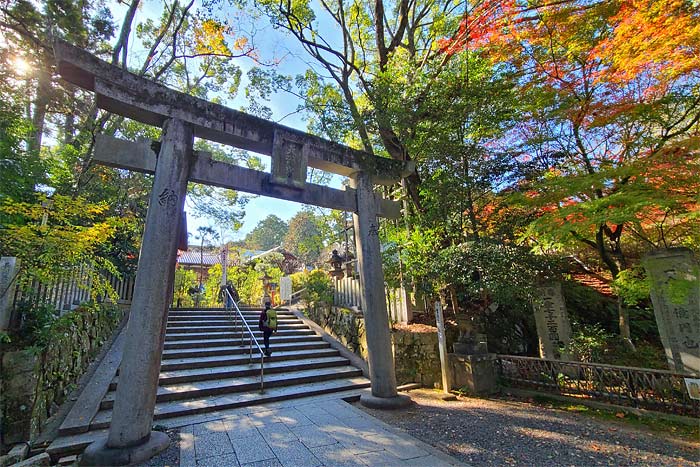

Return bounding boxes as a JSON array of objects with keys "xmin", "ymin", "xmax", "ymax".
[
  {"xmin": 241, "ymin": 249, "xmax": 266, "ymax": 260},
  {"xmin": 176, "ymin": 246, "xmax": 302, "ymax": 273},
  {"xmin": 250, "ymin": 246, "xmax": 283, "ymax": 261},
  {"xmin": 178, "ymin": 250, "xmax": 220, "ymax": 266}
]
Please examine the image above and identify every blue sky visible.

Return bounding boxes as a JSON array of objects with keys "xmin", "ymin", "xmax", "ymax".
[{"xmin": 108, "ymin": 0, "xmax": 341, "ymax": 245}]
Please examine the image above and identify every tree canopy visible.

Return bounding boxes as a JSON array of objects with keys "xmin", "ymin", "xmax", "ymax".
[
  {"xmin": 1, "ymin": 0, "xmax": 698, "ymax": 359},
  {"xmin": 244, "ymin": 215, "xmax": 289, "ymax": 250}
]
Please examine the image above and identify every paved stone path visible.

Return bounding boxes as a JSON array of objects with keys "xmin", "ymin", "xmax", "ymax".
[{"xmin": 177, "ymin": 397, "xmax": 464, "ymax": 467}]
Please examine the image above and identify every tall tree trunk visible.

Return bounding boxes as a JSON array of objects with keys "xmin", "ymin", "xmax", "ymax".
[
  {"xmin": 63, "ymin": 89, "xmax": 76, "ymax": 144},
  {"xmin": 465, "ymin": 187, "xmax": 480, "ymax": 243},
  {"xmin": 617, "ymin": 295, "xmax": 635, "ymax": 350},
  {"xmin": 449, "ymin": 286, "xmax": 460, "ymax": 317},
  {"xmin": 112, "ymin": 0, "xmax": 141, "ymax": 67},
  {"xmin": 28, "ymin": 68, "xmax": 50, "ymax": 154},
  {"xmin": 595, "ymin": 226, "xmax": 635, "ymax": 350}
]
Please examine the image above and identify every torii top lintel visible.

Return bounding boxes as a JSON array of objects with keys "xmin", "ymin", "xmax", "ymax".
[{"xmin": 53, "ymin": 40, "xmax": 414, "ymax": 184}]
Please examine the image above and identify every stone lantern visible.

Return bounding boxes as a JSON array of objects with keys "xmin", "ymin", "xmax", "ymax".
[
  {"xmin": 344, "ymin": 250, "xmax": 355, "ymax": 276},
  {"xmin": 328, "ymin": 249, "xmax": 345, "ymax": 279}
]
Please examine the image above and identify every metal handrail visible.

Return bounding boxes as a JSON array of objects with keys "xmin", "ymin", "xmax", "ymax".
[
  {"xmin": 224, "ymin": 289, "xmax": 265, "ymax": 393},
  {"xmin": 288, "ymin": 288, "xmax": 306, "ymax": 304}
]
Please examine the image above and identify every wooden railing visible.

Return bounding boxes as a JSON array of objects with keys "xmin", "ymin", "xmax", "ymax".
[
  {"xmin": 333, "ymin": 275, "xmax": 362, "ymax": 309},
  {"xmin": 496, "ymin": 355, "xmax": 700, "ymax": 417},
  {"xmin": 12, "ymin": 267, "xmax": 135, "ymax": 315},
  {"xmin": 332, "ymin": 275, "xmax": 411, "ymax": 323}
]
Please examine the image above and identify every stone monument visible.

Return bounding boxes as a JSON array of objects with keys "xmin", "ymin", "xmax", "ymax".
[
  {"xmin": 0, "ymin": 257, "xmax": 19, "ymax": 331},
  {"xmin": 533, "ymin": 282, "xmax": 572, "ymax": 360},
  {"xmin": 643, "ymin": 248, "xmax": 700, "ymax": 375}
]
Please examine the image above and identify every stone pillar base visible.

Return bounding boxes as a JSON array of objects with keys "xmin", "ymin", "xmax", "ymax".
[
  {"xmin": 360, "ymin": 393, "xmax": 412, "ymax": 410},
  {"xmin": 449, "ymin": 353, "xmax": 498, "ymax": 395},
  {"xmin": 79, "ymin": 431, "xmax": 169, "ymax": 466}
]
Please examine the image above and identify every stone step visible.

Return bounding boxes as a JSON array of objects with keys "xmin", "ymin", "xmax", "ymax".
[
  {"xmin": 164, "ymin": 329, "xmax": 316, "ymax": 342},
  {"xmin": 111, "ymin": 356, "xmax": 351, "ymax": 389},
  {"xmin": 170, "ymin": 307, "xmax": 279, "ymax": 311},
  {"xmin": 153, "ymin": 388, "xmax": 366, "ymax": 430},
  {"xmin": 165, "ymin": 323, "xmax": 308, "ymax": 333},
  {"xmin": 166, "ymin": 320, "xmax": 302, "ymax": 328},
  {"xmin": 168, "ymin": 310, "xmax": 295, "ymax": 317},
  {"xmin": 47, "ymin": 429, "xmax": 109, "ymax": 462},
  {"xmin": 117, "ymin": 348, "xmax": 340, "ymax": 377},
  {"xmin": 166, "ymin": 317, "xmax": 302, "ymax": 325},
  {"xmin": 161, "ymin": 344, "xmax": 335, "ymax": 370},
  {"xmin": 163, "ymin": 332, "xmax": 317, "ymax": 350},
  {"xmin": 162, "ymin": 336, "xmax": 323, "ymax": 357},
  {"xmin": 89, "ymin": 376, "xmax": 370, "ymax": 431},
  {"xmin": 100, "ymin": 366, "xmax": 363, "ymax": 410}
]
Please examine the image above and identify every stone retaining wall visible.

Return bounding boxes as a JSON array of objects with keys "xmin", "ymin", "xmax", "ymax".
[
  {"xmin": 304, "ymin": 305, "xmax": 446, "ymax": 388},
  {"xmin": 306, "ymin": 305, "xmax": 369, "ymax": 359},
  {"xmin": 0, "ymin": 304, "xmax": 127, "ymax": 450}
]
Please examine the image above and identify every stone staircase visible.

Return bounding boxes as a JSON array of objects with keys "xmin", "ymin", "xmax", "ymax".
[{"xmin": 46, "ymin": 307, "xmax": 370, "ymax": 460}]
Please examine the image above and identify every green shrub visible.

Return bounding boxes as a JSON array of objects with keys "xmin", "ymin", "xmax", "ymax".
[
  {"xmin": 565, "ymin": 323, "xmax": 667, "ymax": 369},
  {"xmin": 14, "ymin": 300, "xmax": 58, "ymax": 347},
  {"xmin": 566, "ymin": 323, "xmax": 613, "ymax": 363},
  {"xmin": 291, "ymin": 269, "xmax": 333, "ymax": 305},
  {"xmin": 561, "ymin": 280, "xmax": 617, "ymax": 332}
]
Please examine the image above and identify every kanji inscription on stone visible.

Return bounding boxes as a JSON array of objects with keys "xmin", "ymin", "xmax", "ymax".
[
  {"xmin": 157, "ymin": 188, "xmax": 178, "ymax": 208},
  {"xmin": 533, "ymin": 282, "xmax": 572, "ymax": 360},
  {"xmin": 644, "ymin": 248, "xmax": 700, "ymax": 375},
  {"xmin": 271, "ymin": 129, "xmax": 308, "ymax": 189}
]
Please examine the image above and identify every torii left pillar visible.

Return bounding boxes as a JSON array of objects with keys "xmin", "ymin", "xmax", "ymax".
[{"xmin": 81, "ymin": 118, "xmax": 193, "ymax": 465}]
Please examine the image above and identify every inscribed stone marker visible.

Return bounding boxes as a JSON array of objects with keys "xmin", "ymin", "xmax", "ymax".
[
  {"xmin": 533, "ymin": 283, "xmax": 572, "ymax": 360},
  {"xmin": 271, "ymin": 129, "xmax": 308, "ymax": 189},
  {"xmin": 643, "ymin": 248, "xmax": 700, "ymax": 375}
]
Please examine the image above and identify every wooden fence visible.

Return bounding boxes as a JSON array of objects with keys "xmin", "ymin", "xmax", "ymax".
[
  {"xmin": 12, "ymin": 266, "xmax": 135, "ymax": 315},
  {"xmin": 332, "ymin": 275, "xmax": 411, "ymax": 324}
]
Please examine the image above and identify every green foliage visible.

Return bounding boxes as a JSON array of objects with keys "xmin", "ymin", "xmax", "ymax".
[
  {"xmin": 14, "ymin": 301, "xmax": 57, "ymax": 347},
  {"xmin": 283, "ymin": 210, "xmax": 324, "ymax": 266},
  {"xmin": 290, "ymin": 269, "xmax": 333, "ymax": 305},
  {"xmin": 0, "ymin": 331, "xmax": 11, "ymax": 344},
  {"xmin": 244, "ymin": 215, "xmax": 289, "ymax": 250},
  {"xmin": 566, "ymin": 323, "xmax": 666, "ymax": 368},
  {"xmin": 566, "ymin": 324, "xmax": 614, "ymax": 363},
  {"xmin": 381, "ymin": 227, "xmax": 441, "ymax": 293},
  {"xmin": 202, "ymin": 262, "xmax": 278, "ymax": 306},
  {"xmin": 432, "ymin": 241, "xmax": 561, "ymax": 307},
  {"xmin": 0, "ymin": 194, "xmax": 119, "ymax": 300},
  {"xmin": 173, "ymin": 267, "xmax": 198, "ymax": 307},
  {"xmin": 0, "ymin": 102, "xmax": 45, "ymax": 202},
  {"xmin": 229, "ymin": 265, "xmax": 265, "ymax": 305},
  {"xmin": 612, "ymin": 266, "xmax": 651, "ymax": 307},
  {"xmin": 11, "ymin": 300, "xmax": 120, "ymax": 350},
  {"xmin": 561, "ymin": 281, "xmax": 618, "ymax": 332}
]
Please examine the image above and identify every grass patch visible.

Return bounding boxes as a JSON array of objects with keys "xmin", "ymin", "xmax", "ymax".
[{"xmin": 526, "ymin": 394, "xmax": 699, "ymax": 442}]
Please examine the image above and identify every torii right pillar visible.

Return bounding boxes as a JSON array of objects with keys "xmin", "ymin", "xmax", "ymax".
[{"xmin": 351, "ymin": 171, "xmax": 411, "ymax": 409}]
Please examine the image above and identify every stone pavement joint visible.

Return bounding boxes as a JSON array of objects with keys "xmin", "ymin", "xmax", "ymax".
[{"xmin": 176, "ymin": 395, "xmax": 466, "ymax": 467}]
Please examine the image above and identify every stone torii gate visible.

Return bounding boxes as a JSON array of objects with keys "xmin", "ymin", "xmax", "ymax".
[{"xmin": 53, "ymin": 40, "xmax": 413, "ymax": 465}]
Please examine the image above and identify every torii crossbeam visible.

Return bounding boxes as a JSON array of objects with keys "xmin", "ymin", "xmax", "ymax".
[{"xmin": 53, "ymin": 40, "xmax": 412, "ymax": 466}]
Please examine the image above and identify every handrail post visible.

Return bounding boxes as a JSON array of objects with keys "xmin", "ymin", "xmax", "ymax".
[
  {"xmin": 260, "ymin": 354, "xmax": 265, "ymax": 393},
  {"xmin": 224, "ymin": 289, "xmax": 266, "ymax": 394}
]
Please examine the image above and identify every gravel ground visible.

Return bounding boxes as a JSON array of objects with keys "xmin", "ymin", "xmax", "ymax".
[
  {"xmin": 355, "ymin": 389, "xmax": 699, "ymax": 467},
  {"xmin": 136, "ymin": 429, "xmax": 180, "ymax": 467}
]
